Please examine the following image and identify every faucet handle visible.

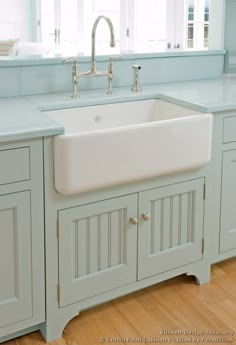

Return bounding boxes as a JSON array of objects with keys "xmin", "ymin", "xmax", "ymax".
[
  {"xmin": 63, "ymin": 58, "xmax": 79, "ymax": 73},
  {"xmin": 107, "ymin": 55, "xmax": 122, "ymax": 78},
  {"xmin": 108, "ymin": 55, "xmax": 122, "ymax": 72},
  {"xmin": 63, "ymin": 58, "xmax": 79, "ymax": 72},
  {"xmin": 107, "ymin": 55, "xmax": 122, "ymax": 74},
  {"xmin": 62, "ymin": 58, "xmax": 79, "ymax": 98},
  {"xmin": 62, "ymin": 58, "xmax": 79, "ymax": 74}
]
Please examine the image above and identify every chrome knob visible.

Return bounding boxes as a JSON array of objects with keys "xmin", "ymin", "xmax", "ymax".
[
  {"xmin": 130, "ymin": 217, "xmax": 138, "ymax": 225},
  {"xmin": 142, "ymin": 214, "xmax": 150, "ymax": 221}
]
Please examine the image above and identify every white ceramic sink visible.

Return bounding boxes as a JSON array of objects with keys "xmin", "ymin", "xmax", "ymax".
[{"xmin": 46, "ymin": 99, "xmax": 213, "ymax": 195}]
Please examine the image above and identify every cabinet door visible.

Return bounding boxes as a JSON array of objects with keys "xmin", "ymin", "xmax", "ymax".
[
  {"xmin": 220, "ymin": 150, "xmax": 236, "ymax": 252},
  {"xmin": 138, "ymin": 179, "xmax": 204, "ymax": 280},
  {"xmin": 58, "ymin": 194, "xmax": 137, "ymax": 307},
  {"xmin": 0, "ymin": 192, "xmax": 32, "ymax": 328}
]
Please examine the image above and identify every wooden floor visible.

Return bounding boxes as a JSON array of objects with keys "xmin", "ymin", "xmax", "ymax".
[{"xmin": 4, "ymin": 258, "xmax": 236, "ymax": 345}]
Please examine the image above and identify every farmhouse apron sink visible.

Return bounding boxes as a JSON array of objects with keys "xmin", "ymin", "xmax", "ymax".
[{"xmin": 46, "ymin": 99, "xmax": 213, "ymax": 195}]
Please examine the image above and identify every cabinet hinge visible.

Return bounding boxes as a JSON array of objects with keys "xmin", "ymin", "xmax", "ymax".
[
  {"xmin": 57, "ymin": 284, "xmax": 60, "ymax": 304},
  {"xmin": 56, "ymin": 220, "xmax": 59, "ymax": 240},
  {"xmin": 202, "ymin": 238, "xmax": 205, "ymax": 254},
  {"xmin": 203, "ymin": 183, "xmax": 206, "ymax": 200}
]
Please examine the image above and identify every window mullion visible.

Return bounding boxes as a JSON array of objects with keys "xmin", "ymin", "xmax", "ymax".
[
  {"xmin": 120, "ymin": 0, "xmax": 127, "ymax": 52},
  {"xmin": 208, "ymin": 0, "xmax": 225, "ymax": 49},
  {"xmin": 36, "ymin": 0, "xmax": 42, "ymax": 42},
  {"xmin": 166, "ymin": 0, "xmax": 176, "ymax": 49},
  {"xmin": 126, "ymin": 0, "xmax": 135, "ymax": 52},
  {"xmin": 77, "ymin": 0, "xmax": 84, "ymax": 53},
  {"xmin": 196, "ymin": 0, "xmax": 204, "ymax": 49},
  {"xmin": 175, "ymin": 0, "xmax": 185, "ymax": 49},
  {"xmin": 55, "ymin": 0, "xmax": 60, "ymax": 45}
]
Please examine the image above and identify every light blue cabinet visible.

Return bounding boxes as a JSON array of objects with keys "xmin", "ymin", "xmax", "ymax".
[
  {"xmin": 58, "ymin": 194, "xmax": 138, "ymax": 307},
  {"xmin": 42, "ymin": 136, "xmax": 211, "ymax": 343},
  {"xmin": 220, "ymin": 150, "xmax": 236, "ymax": 252},
  {"xmin": 0, "ymin": 192, "xmax": 32, "ymax": 328},
  {"xmin": 57, "ymin": 178, "xmax": 205, "ymax": 308},
  {"xmin": 138, "ymin": 179, "xmax": 205, "ymax": 279},
  {"xmin": 0, "ymin": 139, "xmax": 45, "ymax": 342}
]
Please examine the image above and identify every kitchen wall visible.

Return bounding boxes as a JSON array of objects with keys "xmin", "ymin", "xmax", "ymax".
[{"xmin": 0, "ymin": 51, "xmax": 225, "ymax": 97}]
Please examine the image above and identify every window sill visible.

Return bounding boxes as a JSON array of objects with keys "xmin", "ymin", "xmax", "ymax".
[{"xmin": 0, "ymin": 49, "xmax": 226, "ymax": 67}]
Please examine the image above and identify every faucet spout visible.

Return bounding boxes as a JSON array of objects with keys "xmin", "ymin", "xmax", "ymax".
[
  {"xmin": 81, "ymin": 15, "xmax": 115, "ymax": 77},
  {"xmin": 91, "ymin": 16, "xmax": 115, "ymax": 70}
]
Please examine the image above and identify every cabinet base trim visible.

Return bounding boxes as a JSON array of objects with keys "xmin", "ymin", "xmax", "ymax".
[
  {"xmin": 42, "ymin": 259, "xmax": 210, "ymax": 343},
  {"xmin": 0, "ymin": 325, "xmax": 40, "ymax": 343}
]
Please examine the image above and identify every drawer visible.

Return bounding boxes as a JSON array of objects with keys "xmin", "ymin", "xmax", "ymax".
[
  {"xmin": 0, "ymin": 147, "xmax": 30, "ymax": 185},
  {"xmin": 223, "ymin": 116, "xmax": 236, "ymax": 143}
]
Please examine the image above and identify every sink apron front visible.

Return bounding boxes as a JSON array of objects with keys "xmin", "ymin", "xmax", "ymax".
[{"xmin": 53, "ymin": 114, "xmax": 212, "ymax": 195}]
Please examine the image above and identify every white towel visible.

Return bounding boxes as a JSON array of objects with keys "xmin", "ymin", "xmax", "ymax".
[{"xmin": 0, "ymin": 39, "xmax": 19, "ymax": 56}]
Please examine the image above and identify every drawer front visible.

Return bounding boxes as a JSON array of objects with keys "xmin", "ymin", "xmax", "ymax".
[
  {"xmin": 223, "ymin": 116, "xmax": 236, "ymax": 143},
  {"xmin": 0, "ymin": 147, "xmax": 30, "ymax": 185}
]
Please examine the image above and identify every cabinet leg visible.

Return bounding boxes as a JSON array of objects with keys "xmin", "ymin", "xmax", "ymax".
[
  {"xmin": 39, "ymin": 311, "xmax": 80, "ymax": 343},
  {"xmin": 186, "ymin": 262, "xmax": 211, "ymax": 285}
]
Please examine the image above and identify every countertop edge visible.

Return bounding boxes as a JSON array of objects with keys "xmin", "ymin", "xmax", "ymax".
[{"xmin": 0, "ymin": 126, "xmax": 64, "ymax": 144}]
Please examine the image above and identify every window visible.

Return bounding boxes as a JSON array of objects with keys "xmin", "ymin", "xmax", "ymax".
[
  {"xmin": 133, "ymin": 0, "xmax": 168, "ymax": 52},
  {"xmin": 185, "ymin": 0, "xmax": 210, "ymax": 50},
  {"xmin": 82, "ymin": 0, "xmax": 121, "ymax": 55},
  {"xmin": 204, "ymin": 0, "xmax": 210, "ymax": 48},
  {"xmin": 40, "ymin": 0, "xmax": 81, "ymax": 54},
  {"xmin": 186, "ymin": 0, "xmax": 195, "ymax": 48},
  {"xmin": 0, "ymin": 0, "xmax": 33, "ymax": 41},
  {"xmin": 39, "ymin": 0, "xmax": 178, "ymax": 54},
  {"xmin": 0, "ymin": 0, "xmax": 221, "ymax": 56}
]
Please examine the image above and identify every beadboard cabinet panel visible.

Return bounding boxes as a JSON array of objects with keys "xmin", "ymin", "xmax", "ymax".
[
  {"xmin": 58, "ymin": 194, "xmax": 138, "ymax": 307},
  {"xmin": 0, "ymin": 191, "xmax": 32, "ymax": 328},
  {"xmin": 220, "ymin": 150, "xmax": 236, "ymax": 252},
  {"xmin": 0, "ymin": 139, "xmax": 45, "ymax": 342},
  {"xmin": 138, "ymin": 179, "xmax": 205, "ymax": 280}
]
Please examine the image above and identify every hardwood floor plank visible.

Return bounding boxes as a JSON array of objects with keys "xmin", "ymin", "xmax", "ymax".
[{"xmin": 3, "ymin": 259, "xmax": 236, "ymax": 345}]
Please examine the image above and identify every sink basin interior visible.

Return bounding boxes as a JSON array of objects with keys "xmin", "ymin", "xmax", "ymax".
[{"xmin": 46, "ymin": 99, "xmax": 201, "ymax": 134}]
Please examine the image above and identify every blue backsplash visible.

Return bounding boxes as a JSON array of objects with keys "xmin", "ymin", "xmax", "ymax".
[{"xmin": 0, "ymin": 51, "xmax": 225, "ymax": 98}]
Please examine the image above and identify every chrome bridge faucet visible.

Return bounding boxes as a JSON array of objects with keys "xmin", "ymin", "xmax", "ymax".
[
  {"xmin": 81, "ymin": 15, "xmax": 115, "ymax": 78},
  {"xmin": 63, "ymin": 16, "xmax": 119, "ymax": 97},
  {"xmin": 81, "ymin": 15, "xmax": 120, "ymax": 94}
]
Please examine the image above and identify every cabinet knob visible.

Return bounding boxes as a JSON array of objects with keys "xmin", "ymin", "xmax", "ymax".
[
  {"xmin": 142, "ymin": 214, "xmax": 150, "ymax": 221},
  {"xmin": 130, "ymin": 217, "xmax": 138, "ymax": 225}
]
